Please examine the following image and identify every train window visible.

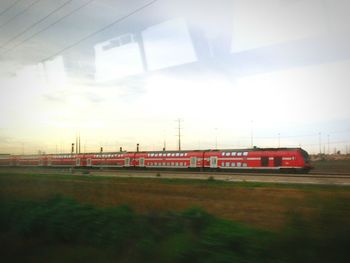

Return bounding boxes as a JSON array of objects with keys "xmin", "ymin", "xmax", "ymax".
[
  {"xmin": 226, "ymin": 162, "xmax": 230, "ymax": 167},
  {"xmin": 231, "ymin": 162, "xmax": 235, "ymax": 167},
  {"xmin": 176, "ymin": 153, "xmax": 179, "ymax": 157},
  {"xmin": 221, "ymin": 152, "xmax": 225, "ymax": 156},
  {"xmin": 171, "ymin": 153, "xmax": 175, "ymax": 157},
  {"xmin": 184, "ymin": 153, "xmax": 188, "ymax": 156},
  {"xmin": 171, "ymin": 162, "xmax": 174, "ymax": 166},
  {"xmin": 167, "ymin": 153, "xmax": 171, "ymax": 157},
  {"xmin": 237, "ymin": 162, "xmax": 241, "ymax": 167},
  {"xmin": 151, "ymin": 153, "xmax": 154, "ymax": 157},
  {"xmin": 237, "ymin": 152, "xmax": 242, "ymax": 156},
  {"xmin": 243, "ymin": 163, "xmax": 247, "ymax": 167},
  {"xmin": 231, "ymin": 152, "xmax": 236, "ymax": 156},
  {"xmin": 243, "ymin": 152, "xmax": 248, "ymax": 156},
  {"xmin": 226, "ymin": 152, "xmax": 231, "ymax": 156}
]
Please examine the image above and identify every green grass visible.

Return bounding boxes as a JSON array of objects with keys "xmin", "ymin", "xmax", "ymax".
[
  {"xmin": 1, "ymin": 171, "xmax": 350, "ymax": 191},
  {"xmin": 0, "ymin": 195, "xmax": 349, "ymax": 263},
  {"xmin": 0, "ymin": 196, "xmax": 269, "ymax": 263}
]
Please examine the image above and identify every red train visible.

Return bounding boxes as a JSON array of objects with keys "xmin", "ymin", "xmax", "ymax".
[{"xmin": 0, "ymin": 148, "xmax": 312, "ymax": 173}]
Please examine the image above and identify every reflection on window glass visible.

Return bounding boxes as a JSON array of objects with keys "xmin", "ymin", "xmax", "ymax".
[
  {"xmin": 142, "ymin": 18, "xmax": 197, "ymax": 70},
  {"xmin": 95, "ymin": 35, "xmax": 144, "ymax": 82},
  {"xmin": 231, "ymin": 0, "xmax": 328, "ymax": 52}
]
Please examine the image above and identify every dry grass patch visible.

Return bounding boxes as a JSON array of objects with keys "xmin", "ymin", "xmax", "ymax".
[{"xmin": 1, "ymin": 173, "xmax": 349, "ymax": 230}]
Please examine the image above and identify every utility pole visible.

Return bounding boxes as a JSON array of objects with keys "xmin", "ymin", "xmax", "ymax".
[
  {"xmin": 318, "ymin": 132, "xmax": 322, "ymax": 154},
  {"xmin": 327, "ymin": 134, "xmax": 330, "ymax": 155},
  {"xmin": 176, "ymin": 119, "xmax": 183, "ymax": 151},
  {"xmin": 250, "ymin": 120, "xmax": 254, "ymax": 148},
  {"xmin": 278, "ymin": 133, "xmax": 280, "ymax": 148},
  {"xmin": 214, "ymin": 128, "xmax": 218, "ymax": 149},
  {"xmin": 163, "ymin": 130, "xmax": 166, "ymax": 151},
  {"xmin": 75, "ymin": 133, "xmax": 78, "ymax": 154},
  {"xmin": 78, "ymin": 132, "xmax": 81, "ymax": 154}
]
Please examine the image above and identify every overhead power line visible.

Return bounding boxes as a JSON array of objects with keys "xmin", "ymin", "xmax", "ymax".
[
  {"xmin": 40, "ymin": 0, "xmax": 159, "ymax": 62},
  {"xmin": 2, "ymin": 0, "xmax": 96, "ymax": 55},
  {"xmin": 0, "ymin": 0, "xmax": 23, "ymax": 17},
  {"xmin": 0, "ymin": 0, "xmax": 74, "ymax": 49},
  {"xmin": 0, "ymin": 0, "xmax": 42, "ymax": 31}
]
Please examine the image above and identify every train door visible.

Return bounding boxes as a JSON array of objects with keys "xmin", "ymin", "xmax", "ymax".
[
  {"xmin": 76, "ymin": 158, "xmax": 81, "ymax": 167},
  {"xmin": 139, "ymin": 158, "xmax": 145, "ymax": 167},
  {"xmin": 210, "ymin": 156, "xmax": 218, "ymax": 168},
  {"xmin": 125, "ymin": 157, "xmax": 130, "ymax": 167},
  {"xmin": 274, "ymin": 157, "xmax": 282, "ymax": 167},
  {"xmin": 190, "ymin": 157, "xmax": 197, "ymax": 168},
  {"xmin": 87, "ymin": 158, "xmax": 92, "ymax": 166},
  {"xmin": 261, "ymin": 157, "xmax": 269, "ymax": 167}
]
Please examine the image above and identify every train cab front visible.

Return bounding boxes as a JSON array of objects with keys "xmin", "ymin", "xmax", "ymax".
[{"xmin": 300, "ymin": 148, "xmax": 313, "ymax": 173}]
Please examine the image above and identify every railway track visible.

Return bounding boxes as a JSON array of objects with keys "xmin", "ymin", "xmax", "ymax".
[
  {"xmin": 87, "ymin": 169, "xmax": 350, "ymax": 179},
  {"xmin": 1, "ymin": 167, "xmax": 350, "ymax": 185}
]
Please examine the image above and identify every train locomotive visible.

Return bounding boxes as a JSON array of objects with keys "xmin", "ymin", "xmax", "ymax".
[{"xmin": 0, "ymin": 147, "xmax": 312, "ymax": 173}]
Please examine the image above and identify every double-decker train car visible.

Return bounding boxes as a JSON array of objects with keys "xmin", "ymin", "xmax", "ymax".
[
  {"xmin": 203, "ymin": 148, "xmax": 311, "ymax": 172},
  {"xmin": 0, "ymin": 148, "xmax": 312, "ymax": 173}
]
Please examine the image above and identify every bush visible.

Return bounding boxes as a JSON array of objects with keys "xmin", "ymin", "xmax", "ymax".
[{"xmin": 1, "ymin": 195, "xmax": 349, "ymax": 263}]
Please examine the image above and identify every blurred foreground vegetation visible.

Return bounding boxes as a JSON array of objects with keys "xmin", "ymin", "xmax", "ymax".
[{"xmin": 0, "ymin": 195, "xmax": 349, "ymax": 263}]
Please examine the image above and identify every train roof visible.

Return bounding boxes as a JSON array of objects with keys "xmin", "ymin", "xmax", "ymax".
[{"xmin": 6, "ymin": 147, "xmax": 305, "ymax": 157}]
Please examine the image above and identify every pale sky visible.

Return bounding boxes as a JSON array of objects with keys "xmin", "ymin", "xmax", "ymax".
[{"xmin": 0, "ymin": 0, "xmax": 350, "ymax": 155}]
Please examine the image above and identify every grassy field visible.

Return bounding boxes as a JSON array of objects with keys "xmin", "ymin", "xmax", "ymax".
[
  {"xmin": 312, "ymin": 159, "xmax": 350, "ymax": 173},
  {"xmin": 1, "ymin": 172, "xmax": 350, "ymax": 262},
  {"xmin": 1, "ymin": 172, "xmax": 349, "ymax": 229}
]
